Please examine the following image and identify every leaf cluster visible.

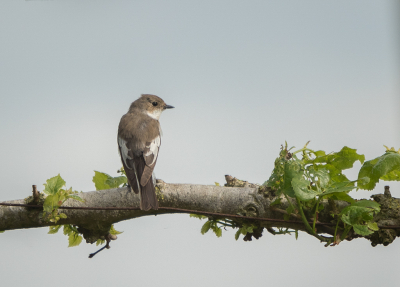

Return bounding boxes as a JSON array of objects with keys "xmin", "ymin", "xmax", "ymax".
[
  {"xmin": 48, "ymin": 224, "xmax": 83, "ymax": 247},
  {"xmin": 263, "ymin": 143, "xmax": 400, "ymax": 242},
  {"xmin": 44, "ymin": 172, "xmax": 123, "ymax": 248},
  {"xmin": 191, "ymin": 143, "xmax": 400, "ymax": 244},
  {"xmin": 92, "ymin": 170, "xmax": 125, "ymax": 245},
  {"xmin": 191, "ymin": 215, "xmax": 238, "ymax": 238},
  {"xmin": 234, "ymin": 223, "xmax": 260, "ymax": 241},
  {"xmin": 339, "ymin": 200, "xmax": 380, "ymax": 236},
  {"xmin": 191, "ymin": 214, "xmax": 266, "ymax": 242},
  {"xmin": 264, "ymin": 143, "xmax": 366, "ymax": 202},
  {"xmin": 42, "ymin": 174, "xmax": 83, "ymax": 223}
]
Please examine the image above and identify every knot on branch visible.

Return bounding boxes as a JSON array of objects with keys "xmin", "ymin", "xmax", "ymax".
[
  {"xmin": 224, "ymin": 175, "xmax": 258, "ymax": 188},
  {"xmin": 224, "ymin": 175, "xmax": 275, "ymax": 199},
  {"xmin": 77, "ymin": 225, "xmax": 112, "ymax": 244},
  {"xmin": 258, "ymin": 185, "xmax": 275, "ymax": 198},
  {"xmin": 24, "ymin": 185, "xmax": 46, "ymax": 209},
  {"xmin": 242, "ymin": 203, "xmax": 260, "ymax": 217},
  {"xmin": 370, "ymin": 187, "xmax": 400, "ymax": 246},
  {"xmin": 370, "ymin": 229, "xmax": 397, "ymax": 247},
  {"xmin": 371, "ymin": 192, "xmax": 400, "ymax": 223},
  {"xmin": 243, "ymin": 226, "xmax": 264, "ymax": 241}
]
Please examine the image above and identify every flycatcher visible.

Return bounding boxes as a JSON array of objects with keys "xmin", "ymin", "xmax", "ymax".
[{"xmin": 118, "ymin": 94, "xmax": 174, "ymax": 211}]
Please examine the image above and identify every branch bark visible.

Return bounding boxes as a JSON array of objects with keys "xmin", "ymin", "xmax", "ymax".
[{"xmin": 1, "ymin": 180, "xmax": 399, "ymax": 246}]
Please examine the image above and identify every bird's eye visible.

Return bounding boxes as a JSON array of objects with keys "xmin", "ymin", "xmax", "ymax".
[{"xmin": 152, "ymin": 102, "xmax": 158, "ymax": 106}]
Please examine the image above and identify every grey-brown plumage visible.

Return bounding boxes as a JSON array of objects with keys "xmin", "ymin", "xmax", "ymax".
[{"xmin": 118, "ymin": 94, "xmax": 174, "ymax": 211}]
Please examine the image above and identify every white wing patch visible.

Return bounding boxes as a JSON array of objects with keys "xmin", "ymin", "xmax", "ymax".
[
  {"xmin": 118, "ymin": 137, "xmax": 132, "ymax": 169},
  {"xmin": 143, "ymin": 135, "xmax": 160, "ymax": 166}
]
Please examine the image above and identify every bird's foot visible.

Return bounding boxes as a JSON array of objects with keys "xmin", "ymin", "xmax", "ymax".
[{"xmin": 126, "ymin": 183, "xmax": 132, "ymax": 192}]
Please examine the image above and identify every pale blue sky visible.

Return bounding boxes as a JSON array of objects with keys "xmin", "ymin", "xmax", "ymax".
[{"xmin": 0, "ymin": 1, "xmax": 399, "ymax": 286}]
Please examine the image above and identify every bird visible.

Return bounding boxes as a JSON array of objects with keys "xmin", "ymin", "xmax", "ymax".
[{"xmin": 117, "ymin": 94, "xmax": 174, "ymax": 211}]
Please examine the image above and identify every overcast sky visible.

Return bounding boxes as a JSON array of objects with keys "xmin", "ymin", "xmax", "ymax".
[{"xmin": 0, "ymin": 1, "xmax": 399, "ymax": 286}]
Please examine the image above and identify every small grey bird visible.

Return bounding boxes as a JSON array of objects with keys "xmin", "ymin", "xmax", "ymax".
[{"xmin": 118, "ymin": 94, "xmax": 174, "ymax": 210}]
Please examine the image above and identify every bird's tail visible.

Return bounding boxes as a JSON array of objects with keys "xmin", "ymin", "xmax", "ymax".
[
  {"xmin": 124, "ymin": 156, "xmax": 159, "ymax": 210},
  {"xmin": 140, "ymin": 175, "xmax": 159, "ymax": 211}
]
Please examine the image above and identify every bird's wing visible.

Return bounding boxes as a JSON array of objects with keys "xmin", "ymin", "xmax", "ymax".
[
  {"xmin": 118, "ymin": 136, "xmax": 141, "ymax": 194},
  {"xmin": 118, "ymin": 136, "xmax": 133, "ymax": 169},
  {"xmin": 140, "ymin": 135, "xmax": 161, "ymax": 186}
]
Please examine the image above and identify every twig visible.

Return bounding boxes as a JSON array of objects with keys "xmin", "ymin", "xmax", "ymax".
[
  {"xmin": 88, "ymin": 234, "xmax": 117, "ymax": 259},
  {"xmin": 32, "ymin": 185, "xmax": 39, "ymax": 199},
  {"xmin": 89, "ymin": 237, "xmax": 111, "ymax": 258},
  {"xmin": 295, "ymin": 196, "xmax": 333, "ymax": 243}
]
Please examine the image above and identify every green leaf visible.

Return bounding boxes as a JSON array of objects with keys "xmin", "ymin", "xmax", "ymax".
[
  {"xmin": 314, "ymin": 150, "xmax": 326, "ymax": 157},
  {"xmin": 381, "ymin": 170, "xmax": 400, "ymax": 181},
  {"xmin": 358, "ymin": 176, "xmax": 370, "ymax": 186},
  {"xmin": 63, "ymin": 224, "xmax": 73, "ymax": 236},
  {"xmin": 313, "ymin": 146, "xmax": 365, "ymax": 170},
  {"xmin": 295, "ymin": 230, "xmax": 298, "ymax": 240},
  {"xmin": 201, "ymin": 221, "xmax": 211, "ymax": 235},
  {"xmin": 235, "ymin": 229, "xmax": 241, "ymax": 240},
  {"xmin": 213, "ymin": 227, "xmax": 222, "ymax": 237},
  {"xmin": 246, "ymin": 226, "xmax": 254, "ymax": 233},
  {"xmin": 321, "ymin": 181, "xmax": 356, "ymax": 197},
  {"xmin": 353, "ymin": 224, "xmax": 374, "ymax": 236},
  {"xmin": 190, "ymin": 214, "xmax": 208, "ymax": 220},
  {"xmin": 68, "ymin": 233, "xmax": 83, "ymax": 247},
  {"xmin": 306, "ymin": 166, "xmax": 329, "ymax": 189},
  {"xmin": 357, "ymin": 158, "xmax": 380, "ymax": 190},
  {"xmin": 282, "ymin": 160, "xmax": 303, "ymax": 198},
  {"xmin": 341, "ymin": 213, "xmax": 352, "ymax": 225},
  {"xmin": 96, "ymin": 239, "xmax": 106, "ymax": 246},
  {"xmin": 63, "ymin": 224, "xmax": 79, "ymax": 236},
  {"xmin": 307, "ymin": 147, "xmax": 364, "ymax": 184},
  {"xmin": 314, "ymin": 169, "xmax": 330, "ymax": 188},
  {"xmin": 358, "ymin": 152, "xmax": 400, "ymax": 190},
  {"xmin": 367, "ymin": 222, "xmax": 379, "ymax": 231},
  {"xmin": 330, "ymin": 192, "xmax": 356, "ymax": 204},
  {"xmin": 92, "ymin": 171, "xmax": 111, "ymax": 190},
  {"xmin": 105, "ymin": 176, "xmax": 128, "ymax": 189},
  {"xmin": 43, "ymin": 194, "xmax": 60, "ymax": 213},
  {"xmin": 372, "ymin": 152, "xmax": 400, "ymax": 179},
  {"xmin": 292, "ymin": 175, "xmax": 319, "ymax": 201},
  {"xmin": 110, "ymin": 225, "xmax": 123, "ymax": 235},
  {"xmin": 215, "ymin": 182, "xmax": 220, "ymax": 186},
  {"xmin": 93, "ymin": 171, "xmax": 128, "ymax": 190},
  {"xmin": 341, "ymin": 206, "xmax": 374, "ymax": 226},
  {"xmin": 43, "ymin": 174, "xmax": 66, "ymax": 195},
  {"xmin": 69, "ymin": 225, "xmax": 79, "ymax": 233},
  {"xmin": 59, "ymin": 213, "xmax": 67, "ymax": 219},
  {"xmin": 48, "ymin": 225, "xmax": 62, "ymax": 234},
  {"xmin": 352, "ymin": 200, "xmax": 380, "ymax": 212}
]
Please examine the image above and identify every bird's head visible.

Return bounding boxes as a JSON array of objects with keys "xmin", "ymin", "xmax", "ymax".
[{"xmin": 130, "ymin": 94, "xmax": 174, "ymax": 120}]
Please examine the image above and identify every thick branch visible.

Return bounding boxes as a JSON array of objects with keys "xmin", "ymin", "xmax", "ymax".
[{"xmin": 1, "ymin": 182, "xmax": 399, "ymax": 246}]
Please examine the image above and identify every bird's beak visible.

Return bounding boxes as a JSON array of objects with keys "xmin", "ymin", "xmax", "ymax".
[{"xmin": 164, "ymin": 105, "xmax": 175, "ymax": 109}]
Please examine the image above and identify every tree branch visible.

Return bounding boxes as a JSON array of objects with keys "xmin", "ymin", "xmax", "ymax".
[{"xmin": 1, "ymin": 181, "xmax": 399, "ymax": 246}]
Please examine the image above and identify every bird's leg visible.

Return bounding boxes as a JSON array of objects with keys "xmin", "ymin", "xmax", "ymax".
[{"xmin": 126, "ymin": 183, "xmax": 132, "ymax": 192}]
